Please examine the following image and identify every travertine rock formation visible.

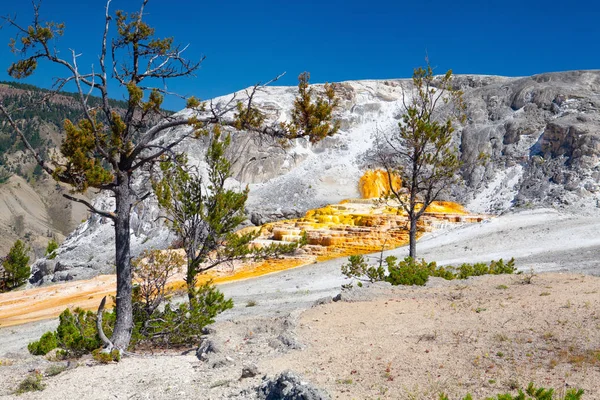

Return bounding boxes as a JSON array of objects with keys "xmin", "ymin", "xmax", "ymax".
[{"xmin": 31, "ymin": 71, "xmax": 600, "ymax": 284}]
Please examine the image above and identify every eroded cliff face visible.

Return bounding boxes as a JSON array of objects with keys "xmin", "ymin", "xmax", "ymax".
[
  {"xmin": 30, "ymin": 71, "xmax": 600, "ymax": 284},
  {"xmin": 457, "ymin": 71, "xmax": 600, "ymax": 211}
]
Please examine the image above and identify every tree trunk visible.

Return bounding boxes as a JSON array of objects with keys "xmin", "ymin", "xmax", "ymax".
[
  {"xmin": 186, "ymin": 258, "xmax": 195, "ymax": 304},
  {"xmin": 111, "ymin": 177, "xmax": 134, "ymax": 350},
  {"xmin": 408, "ymin": 213, "xmax": 417, "ymax": 259}
]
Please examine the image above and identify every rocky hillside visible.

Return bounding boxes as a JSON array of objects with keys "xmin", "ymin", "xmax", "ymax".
[
  {"xmin": 0, "ymin": 82, "xmax": 173, "ymax": 256},
  {"xmin": 31, "ymin": 70, "xmax": 600, "ymax": 284},
  {"xmin": 0, "ymin": 82, "xmax": 127, "ymax": 255}
]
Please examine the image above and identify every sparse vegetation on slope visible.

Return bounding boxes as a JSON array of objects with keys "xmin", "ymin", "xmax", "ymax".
[
  {"xmin": 28, "ymin": 257, "xmax": 233, "ymax": 357},
  {"xmin": 342, "ymin": 254, "xmax": 516, "ymax": 286},
  {"xmin": 15, "ymin": 372, "xmax": 45, "ymax": 394}
]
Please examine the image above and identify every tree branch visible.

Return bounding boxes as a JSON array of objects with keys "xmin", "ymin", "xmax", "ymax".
[{"xmin": 63, "ymin": 193, "xmax": 116, "ymax": 220}]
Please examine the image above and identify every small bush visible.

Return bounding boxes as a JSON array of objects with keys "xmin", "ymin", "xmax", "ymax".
[
  {"xmin": 386, "ymin": 256, "xmax": 432, "ymax": 286},
  {"xmin": 45, "ymin": 240, "xmax": 59, "ymax": 260},
  {"xmin": 136, "ymin": 281, "xmax": 233, "ymax": 346},
  {"xmin": 453, "ymin": 258, "xmax": 516, "ymax": 279},
  {"xmin": 341, "ymin": 255, "xmax": 386, "ymax": 283},
  {"xmin": 29, "ymin": 281, "xmax": 232, "ymax": 356},
  {"xmin": 28, "ymin": 331, "xmax": 58, "ymax": 355},
  {"xmin": 92, "ymin": 348, "xmax": 121, "ymax": 363},
  {"xmin": 341, "ymin": 255, "xmax": 517, "ymax": 287},
  {"xmin": 16, "ymin": 373, "xmax": 45, "ymax": 394},
  {"xmin": 28, "ymin": 307, "xmax": 115, "ymax": 357},
  {"xmin": 439, "ymin": 382, "xmax": 584, "ymax": 399},
  {"xmin": 44, "ymin": 364, "xmax": 67, "ymax": 377}
]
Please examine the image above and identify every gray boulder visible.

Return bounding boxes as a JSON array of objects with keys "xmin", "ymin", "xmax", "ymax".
[{"xmin": 257, "ymin": 371, "xmax": 329, "ymax": 400}]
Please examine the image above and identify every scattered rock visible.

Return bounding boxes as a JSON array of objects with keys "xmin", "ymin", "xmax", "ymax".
[
  {"xmin": 44, "ymin": 349, "xmax": 63, "ymax": 362},
  {"xmin": 268, "ymin": 333, "xmax": 303, "ymax": 351},
  {"xmin": 312, "ymin": 296, "xmax": 332, "ymax": 307},
  {"xmin": 241, "ymin": 363, "xmax": 260, "ymax": 379},
  {"xmin": 210, "ymin": 356, "xmax": 233, "ymax": 369},
  {"xmin": 257, "ymin": 370, "xmax": 330, "ymax": 400},
  {"xmin": 201, "ymin": 326, "xmax": 216, "ymax": 335},
  {"xmin": 196, "ymin": 338, "xmax": 221, "ymax": 361},
  {"xmin": 332, "ymin": 293, "xmax": 342, "ymax": 302}
]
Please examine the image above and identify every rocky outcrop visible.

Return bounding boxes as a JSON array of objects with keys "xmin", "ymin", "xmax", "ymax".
[
  {"xmin": 257, "ymin": 371, "xmax": 330, "ymax": 400},
  {"xmin": 456, "ymin": 70, "xmax": 600, "ymax": 210},
  {"xmin": 30, "ymin": 71, "xmax": 600, "ymax": 284}
]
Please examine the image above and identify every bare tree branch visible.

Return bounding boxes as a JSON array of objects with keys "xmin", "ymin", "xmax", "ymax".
[{"xmin": 63, "ymin": 193, "xmax": 116, "ymax": 220}]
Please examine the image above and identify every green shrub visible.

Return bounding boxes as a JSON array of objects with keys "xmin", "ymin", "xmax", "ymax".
[
  {"xmin": 44, "ymin": 364, "xmax": 67, "ymax": 377},
  {"xmin": 439, "ymin": 382, "xmax": 584, "ymax": 400},
  {"xmin": 28, "ymin": 307, "xmax": 115, "ymax": 357},
  {"xmin": 15, "ymin": 373, "xmax": 45, "ymax": 394},
  {"xmin": 385, "ymin": 256, "xmax": 433, "ymax": 286},
  {"xmin": 92, "ymin": 348, "xmax": 121, "ymax": 363},
  {"xmin": 45, "ymin": 240, "xmax": 59, "ymax": 260},
  {"xmin": 428, "ymin": 263, "xmax": 457, "ymax": 280},
  {"xmin": 136, "ymin": 281, "xmax": 233, "ymax": 346},
  {"xmin": 341, "ymin": 254, "xmax": 517, "ymax": 287},
  {"xmin": 454, "ymin": 258, "xmax": 516, "ymax": 279},
  {"xmin": 27, "ymin": 331, "xmax": 58, "ymax": 355},
  {"xmin": 341, "ymin": 255, "xmax": 385, "ymax": 283},
  {"xmin": 30, "ymin": 281, "xmax": 233, "ymax": 356}
]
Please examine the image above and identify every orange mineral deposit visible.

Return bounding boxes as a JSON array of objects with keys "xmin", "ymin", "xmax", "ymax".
[{"xmin": 359, "ymin": 169, "xmax": 402, "ymax": 199}]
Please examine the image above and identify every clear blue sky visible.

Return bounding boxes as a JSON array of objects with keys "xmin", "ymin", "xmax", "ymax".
[{"xmin": 1, "ymin": 0, "xmax": 598, "ymax": 111}]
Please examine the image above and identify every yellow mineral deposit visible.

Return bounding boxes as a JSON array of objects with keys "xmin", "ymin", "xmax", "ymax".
[
  {"xmin": 255, "ymin": 170, "xmax": 481, "ymax": 263},
  {"xmin": 0, "ymin": 170, "xmax": 485, "ymax": 327},
  {"xmin": 359, "ymin": 169, "xmax": 402, "ymax": 198}
]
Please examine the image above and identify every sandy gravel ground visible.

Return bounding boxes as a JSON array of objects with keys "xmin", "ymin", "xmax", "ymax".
[
  {"xmin": 265, "ymin": 273, "xmax": 600, "ymax": 399},
  {"xmin": 1, "ymin": 208, "xmax": 599, "ymax": 399}
]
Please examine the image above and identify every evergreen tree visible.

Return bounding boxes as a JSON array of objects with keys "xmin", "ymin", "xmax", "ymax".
[
  {"xmin": 2, "ymin": 240, "xmax": 31, "ymax": 290},
  {"xmin": 376, "ymin": 62, "xmax": 465, "ymax": 258},
  {"xmin": 0, "ymin": 0, "xmax": 338, "ymax": 351},
  {"xmin": 153, "ymin": 126, "xmax": 299, "ymax": 302},
  {"xmin": 45, "ymin": 239, "xmax": 59, "ymax": 260},
  {"xmin": 280, "ymin": 72, "xmax": 340, "ymax": 143}
]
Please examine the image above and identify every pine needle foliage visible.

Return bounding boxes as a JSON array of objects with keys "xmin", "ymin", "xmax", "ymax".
[
  {"xmin": 376, "ymin": 62, "xmax": 466, "ymax": 258},
  {"xmin": 280, "ymin": 72, "xmax": 340, "ymax": 143},
  {"xmin": 28, "ymin": 307, "xmax": 115, "ymax": 357},
  {"xmin": 0, "ymin": 239, "xmax": 30, "ymax": 291},
  {"xmin": 153, "ymin": 127, "xmax": 299, "ymax": 301},
  {"xmin": 45, "ymin": 239, "xmax": 59, "ymax": 260},
  {"xmin": 342, "ymin": 256, "xmax": 516, "ymax": 286}
]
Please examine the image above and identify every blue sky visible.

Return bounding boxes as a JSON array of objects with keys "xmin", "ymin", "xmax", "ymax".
[{"xmin": 0, "ymin": 0, "xmax": 598, "ymax": 111}]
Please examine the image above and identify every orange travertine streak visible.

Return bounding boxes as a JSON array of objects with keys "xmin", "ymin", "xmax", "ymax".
[
  {"xmin": 0, "ymin": 258, "xmax": 312, "ymax": 328},
  {"xmin": 0, "ymin": 170, "xmax": 485, "ymax": 327},
  {"xmin": 359, "ymin": 169, "xmax": 402, "ymax": 199}
]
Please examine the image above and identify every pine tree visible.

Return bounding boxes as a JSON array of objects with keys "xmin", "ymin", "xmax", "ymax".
[
  {"xmin": 281, "ymin": 72, "xmax": 340, "ymax": 143},
  {"xmin": 153, "ymin": 126, "xmax": 299, "ymax": 301},
  {"xmin": 0, "ymin": 1, "xmax": 338, "ymax": 351},
  {"xmin": 2, "ymin": 240, "xmax": 31, "ymax": 290},
  {"xmin": 377, "ymin": 63, "xmax": 465, "ymax": 258}
]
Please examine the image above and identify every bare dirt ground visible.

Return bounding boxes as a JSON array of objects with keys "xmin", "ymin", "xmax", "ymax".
[
  {"xmin": 266, "ymin": 273, "xmax": 600, "ymax": 399},
  {"xmin": 1, "ymin": 208, "xmax": 599, "ymax": 399}
]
